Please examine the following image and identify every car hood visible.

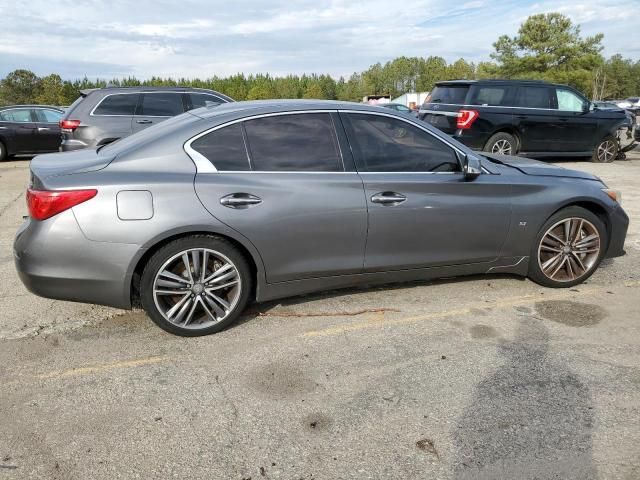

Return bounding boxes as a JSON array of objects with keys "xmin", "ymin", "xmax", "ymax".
[{"xmin": 481, "ymin": 153, "xmax": 601, "ymax": 181}]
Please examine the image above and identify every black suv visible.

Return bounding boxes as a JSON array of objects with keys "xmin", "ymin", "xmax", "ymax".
[
  {"xmin": 419, "ymin": 80, "xmax": 637, "ymax": 162},
  {"xmin": 60, "ymin": 87, "xmax": 233, "ymax": 151}
]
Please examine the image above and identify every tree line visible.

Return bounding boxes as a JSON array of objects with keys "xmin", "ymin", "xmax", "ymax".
[{"xmin": 1, "ymin": 13, "xmax": 638, "ymax": 107}]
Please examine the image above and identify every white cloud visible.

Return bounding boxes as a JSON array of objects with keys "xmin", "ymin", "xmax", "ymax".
[{"xmin": 0, "ymin": 0, "xmax": 637, "ymax": 80}]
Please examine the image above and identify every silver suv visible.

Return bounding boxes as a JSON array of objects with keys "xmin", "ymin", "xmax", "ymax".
[{"xmin": 59, "ymin": 87, "xmax": 233, "ymax": 151}]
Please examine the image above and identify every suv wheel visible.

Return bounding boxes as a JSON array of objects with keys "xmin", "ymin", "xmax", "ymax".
[
  {"xmin": 484, "ymin": 132, "xmax": 517, "ymax": 156},
  {"xmin": 592, "ymin": 136, "xmax": 617, "ymax": 163},
  {"xmin": 0, "ymin": 141, "xmax": 6, "ymax": 162},
  {"xmin": 140, "ymin": 235, "xmax": 252, "ymax": 336},
  {"xmin": 528, "ymin": 206, "xmax": 607, "ymax": 288}
]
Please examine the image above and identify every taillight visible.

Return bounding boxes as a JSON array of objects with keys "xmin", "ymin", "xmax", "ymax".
[
  {"xmin": 59, "ymin": 119, "xmax": 81, "ymax": 131},
  {"xmin": 26, "ymin": 188, "xmax": 97, "ymax": 221},
  {"xmin": 456, "ymin": 109, "xmax": 479, "ymax": 129}
]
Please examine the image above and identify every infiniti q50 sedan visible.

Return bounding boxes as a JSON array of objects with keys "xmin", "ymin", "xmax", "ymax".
[{"xmin": 14, "ymin": 100, "xmax": 628, "ymax": 336}]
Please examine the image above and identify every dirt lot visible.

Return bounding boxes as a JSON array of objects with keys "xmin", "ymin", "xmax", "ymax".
[{"xmin": 1, "ymin": 151, "xmax": 639, "ymax": 479}]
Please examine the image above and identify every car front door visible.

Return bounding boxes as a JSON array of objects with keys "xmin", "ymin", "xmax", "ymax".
[
  {"xmin": 132, "ymin": 92, "xmax": 185, "ymax": 133},
  {"xmin": 340, "ymin": 111, "xmax": 511, "ymax": 271},
  {"xmin": 192, "ymin": 112, "xmax": 368, "ymax": 283},
  {"xmin": 33, "ymin": 108, "xmax": 63, "ymax": 152},
  {"xmin": 0, "ymin": 108, "xmax": 38, "ymax": 153},
  {"xmin": 552, "ymin": 87, "xmax": 598, "ymax": 152}
]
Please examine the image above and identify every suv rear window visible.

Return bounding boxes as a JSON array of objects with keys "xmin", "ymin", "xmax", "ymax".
[
  {"xmin": 93, "ymin": 94, "xmax": 139, "ymax": 116},
  {"xmin": 428, "ymin": 85, "xmax": 469, "ymax": 104}
]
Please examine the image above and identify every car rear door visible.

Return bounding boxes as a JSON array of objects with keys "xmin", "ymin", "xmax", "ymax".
[
  {"xmin": 33, "ymin": 108, "xmax": 63, "ymax": 152},
  {"xmin": 192, "ymin": 111, "xmax": 368, "ymax": 283},
  {"xmin": 0, "ymin": 108, "xmax": 38, "ymax": 153},
  {"xmin": 340, "ymin": 111, "xmax": 511, "ymax": 271},
  {"xmin": 132, "ymin": 92, "xmax": 185, "ymax": 133}
]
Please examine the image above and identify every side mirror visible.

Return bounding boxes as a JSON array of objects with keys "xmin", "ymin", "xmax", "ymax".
[
  {"xmin": 463, "ymin": 154, "xmax": 482, "ymax": 180},
  {"xmin": 583, "ymin": 102, "xmax": 592, "ymax": 113}
]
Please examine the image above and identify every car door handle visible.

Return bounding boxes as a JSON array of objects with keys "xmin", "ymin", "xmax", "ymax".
[
  {"xmin": 371, "ymin": 192, "xmax": 407, "ymax": 205},
  {"xmin": 220, "ymin": 193, "xmax": 262, "ymax": 209},
  {"xmin": 136, "ymin": 119, "xmax": 153, "ymax": 124},
  {"xmin": 38, "ymin": 127, "xmax": 50, "ymax": 131}
]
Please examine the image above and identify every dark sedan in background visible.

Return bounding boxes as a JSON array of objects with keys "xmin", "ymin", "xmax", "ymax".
[{"xmin": 0, "ymin": 105, "xmax": 64, "ymax": 161}]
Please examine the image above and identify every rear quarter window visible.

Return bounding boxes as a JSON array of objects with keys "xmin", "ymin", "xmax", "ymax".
[
  {"xmin": 93, "ymin": 94, "xmax": 139, "ymax": 116},
  {"xmin": 468, "ymin": 86, "xmax": 511, "ymax": 106},
  {"xmin": 428, "ymin": 85, "xmax": 469, "ymax": 104}
]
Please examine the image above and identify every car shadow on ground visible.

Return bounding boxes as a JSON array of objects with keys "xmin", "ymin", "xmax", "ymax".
[{"xmin": 451, "ymin": 318, "xmax": 596, "ymax": 479}]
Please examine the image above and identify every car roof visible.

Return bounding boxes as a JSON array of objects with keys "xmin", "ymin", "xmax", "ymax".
[
  {"xmin": 0, "ymin": 104, "xmax": 64, "ymax": 111},
  {"xmin": 434, "ymin": 79, "xmax": 563, "ymax": 87},
  {"xmin": 188, "ymin": 99, "xmax": 387, "ymax": 120}
]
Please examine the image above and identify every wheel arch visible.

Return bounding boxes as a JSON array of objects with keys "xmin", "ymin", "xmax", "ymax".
[
  {"xmin": 545, "ymin": 199, "xmax": 612, "ymax": 248},
  {"xmin": 127, "ymin": 226, "xmax": 265, "ymax": 308},
  {"xmin": 484, "ymin": 127, "xmax": 522, "ymax": 151}
]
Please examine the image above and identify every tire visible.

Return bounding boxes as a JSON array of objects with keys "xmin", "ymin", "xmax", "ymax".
[
  {"xmin": 140, "ymin": 235, "xmax": 252, "ymax": 336},
  {"xmin": 591, "ymin": 136, "xmax": 617, "ymax": 163},
  {"xmin": 0, "ymin": 141, "xmax": 6, "ymax": 162},
  {"xmin": 483, "ymin": 132, "xmax": 518, "ymax": 156},
  {"xmin": 528, "ymin": 206, "xmax": 607, "ymax": 288}
]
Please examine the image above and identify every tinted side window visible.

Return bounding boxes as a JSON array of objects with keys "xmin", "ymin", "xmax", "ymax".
[
  {"xmin": 514, "ymin": 87, "xmax": 551, "ymax": 109},
  {"xmin": 93, "ymin": 94, "xmax": 139, "ymax": 115},
  {"xmin": 138, "ymin": 93, "xmax": 184, "ymax": 116},
  {"xmin": 36, "ymin": 109, "xmax": 63, "ymax": 123},
  {"xmin": 0, "ymin": 109, "xmax": 33, "ymax": 122},
  {"xmin": 469, "ymin": 86, "xmax": 510, "ymax": 106},
  {"xmin": 243, "ymin": 114, "xmax": 342, "ymax": 172},
  {"xmin": 189, "ymin": 93, "xmax": 224, "ymax": 110},
  {"xmin": 429, "ymin": 85, "xmax": 469, "ymax": 104},
  {"xmin": 344, "ymin": 113, "xmax": 460, "ymax": 172},
  {"xmin": 190, "ymin": 123, "xmax": 250, "ymax": 171},
  {"xmin": 556, "ymin": 89, "xmax": 587, "ymax": 112}
]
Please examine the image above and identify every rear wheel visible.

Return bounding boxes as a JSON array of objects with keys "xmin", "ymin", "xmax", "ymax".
[
  {"xmin": 484, "ymin": 132, "xmax": 518, "ymax": 156},
  {"xmin": 140, "ymin": 235, "xmax": 252, "ymax": 336},
  {"xmin": 591, "ymin": 136, "xmax": 617, "ymax": 163},
  {"xmin": 528, "ymin": 206, "xmax": 607, "ymax": 288},
  {"xmin": 0, "ymin": 141, "xmax": 6, "ymax": 162}
]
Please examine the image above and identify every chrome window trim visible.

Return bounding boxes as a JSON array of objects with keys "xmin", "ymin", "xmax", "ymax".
[
  {"xmin": 90, "ymin": 91, "xmax": 186, "ymax": 117},
  {"xmin": 419, "ymin": 103, "xmax": 561, "ymax": 112},
  {"xmin": 185, "ymin": 110, "xmax": 345, "ymax": 174}
]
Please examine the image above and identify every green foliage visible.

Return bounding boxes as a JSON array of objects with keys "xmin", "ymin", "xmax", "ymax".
[
  {"xmin": 0, "ymin": 12, "xmax": 638, "ymax": 106},
  {"xmin": 490, "ymin": 13, "xmax": 606, "ymax": 94}
]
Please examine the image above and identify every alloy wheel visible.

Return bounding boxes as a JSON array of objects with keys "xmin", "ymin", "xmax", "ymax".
[
  {"xmin": 597, "ymin": 140, "xmax": 616, "ymax": 162},
  {"xmin": 537, "ymin": 217, "xmax": 601, "ymax": 282},
  {"xmin": 491, "ymin": 139, "xmax": 512, "ymax": 155},
  {"xmin": 152, "ymin": 248, "xmax": 242, "ymax": 329}
]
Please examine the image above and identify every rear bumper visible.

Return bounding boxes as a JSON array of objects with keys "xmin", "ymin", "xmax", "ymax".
[
  {"xmin": 60, "ymin": 139, "xmax": 89, "ymax": 152},
  {"xmin": 13, "ymin": 211, "xmax": 138, "ymax": 309},
  {"xmin": 605, "ymin": 204, "xmax": 629, "ymax": 258}
]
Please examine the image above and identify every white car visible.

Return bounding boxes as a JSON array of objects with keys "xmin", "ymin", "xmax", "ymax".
[{"xmin": 616, "ymin": 97, "xmax": 640, "ymax": 110}]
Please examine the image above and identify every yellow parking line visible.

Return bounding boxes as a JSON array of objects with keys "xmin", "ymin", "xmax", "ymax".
[
  {"xmin": 303, "ymin": 282, "xmax": 637, "ymax": 338},
  {"xmin": 36, "ymin": 355, "xmax": 168, "ymax": 379}
]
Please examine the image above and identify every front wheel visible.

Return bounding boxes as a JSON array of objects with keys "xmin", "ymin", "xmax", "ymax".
[
  {"xmin": 528, "ymin": 206, "xmax": 607, "ymax": 288},
  {"xmin": 591, "ymin": 136, "xmax": 618, "ymax": 163},
  {"xmin": 140, "ymin": 235, "xmax": 252, "ymax": 336}
]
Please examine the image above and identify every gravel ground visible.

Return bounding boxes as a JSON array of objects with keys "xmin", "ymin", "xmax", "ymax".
[{"xmin": 0, "ymin": 150, "xmax": 639, "ymax": 479}]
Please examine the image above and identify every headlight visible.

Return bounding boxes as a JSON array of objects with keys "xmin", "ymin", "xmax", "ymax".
[{"xmin": 602, "ymin": 188, "xmax": 622, "ymax": 204}]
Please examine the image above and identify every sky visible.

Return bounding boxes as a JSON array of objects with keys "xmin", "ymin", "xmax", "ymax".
[{"xmin": 0, "ymin": 0, "xmax": 638, "ymax": 80}]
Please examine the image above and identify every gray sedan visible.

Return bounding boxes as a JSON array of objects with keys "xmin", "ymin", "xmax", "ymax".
[{"xmin": 14, "ymin": 100, "xmax": 629, "ymax": 336}]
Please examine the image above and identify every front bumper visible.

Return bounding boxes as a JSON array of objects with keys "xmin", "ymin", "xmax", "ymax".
[
  {"xmin": 604, "ymin": 203, "xmax": 629, "ymax": 258},
  {"xmin": 14, "ymin": 211, "xmax": 139, "ymax": 309}
]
